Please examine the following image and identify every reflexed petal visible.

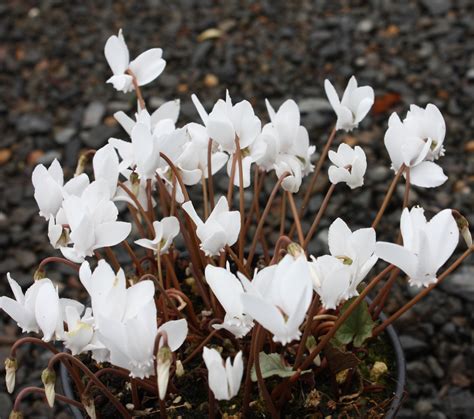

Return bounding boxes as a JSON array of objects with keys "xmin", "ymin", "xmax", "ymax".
[
  {"xmin": 409, "ymin": 161, "xmax": 447, "ymax": 188},
  {"xmin": 157, "ymin": 319, "xmax": 188, "ymax": 351},
  {"xmin": 94, "ymin": 221, "xmax": 131, "ymax": 249},
  {"xmin": 129, "ymin": 48, "xmax": 166, "ymax": 86},
  {"xmin": 35, "ymin": 283, "xmax": 59, "ymax": 341},
  {"xmin": 324, "ymin": 79, "xmax": 341, "ymax": 111},
  {"xmin": 241, "ymin": 294, "xmax": 286, "ymax": 339},
  {"xmin": 205, "ymin": 266, "xmax": 244, "ymax": 317},
  {"xmin": 375, "ymin": 242, "xmax": 417, "ymax": 278},
  {"xmin": 151, "ymin": 99, "xmax": 180, "ymax": 125}
]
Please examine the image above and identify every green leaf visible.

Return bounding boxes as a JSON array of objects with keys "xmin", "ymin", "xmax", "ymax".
[
  {"xmin": 335, "ymin": 298, "xmax": 375, "ymax": 348},
  {"xmin": 250, "ymin": 352, "xmax": 310, "ymax": 382}
]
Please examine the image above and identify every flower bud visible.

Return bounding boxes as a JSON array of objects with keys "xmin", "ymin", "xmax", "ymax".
[
  {"xmin": 81, "ymin": 394, "xmax": 97, "ymax": 419},
  {"xmin": 74, "ymin": 154, "xmax": 88, "ymax": 177},
  {"xmin": 156, "ymin": 346, "xmax": 172, "ymax": 400},
  {"xmin": 33, "ymin": 268, "xmax": 46, "ymax": 281},
  {"xmin": 452, "ymin": 210, "xmax": 472, "ymax": 248},
  {"xmin": 130, "ymin": 171, "xmax": 140, "ymax": 196},
  {"xmin": 175, "ymin": 360, "xmax": 185, "ymax": 377},
  {"xmin": 41, "ymin": 368, "xmax": 56, "ymax": 408},
  {"xmin": 287, "ymin": 242, "xmax": 304, "ymax": 258},
  {"xmin": 9, "ymin": 411, "xmax": 23, "ymax": 419},
  {"xmin": 5, "ymin": 357, "xmax": 18, "ymax": 394}
]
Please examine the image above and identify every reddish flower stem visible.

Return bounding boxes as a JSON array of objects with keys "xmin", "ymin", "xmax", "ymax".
[
  {"xmin": 13, "ymin": 386, "xmax": 84, "ymax": 413},
  {"xmin": 371, "ymin": 164, "xmax": 406, "ymax": 229},
  {"xmin": 286, "ymin": 191, "xmax": 304, "ymax": 246},
  {"xmin": 38, "ymin": 257, "xmax": 79, "ymax": 273},
  {"xmin": 246, "ymin": 172, "xmax": 290, "ymax": 270},
  {"xmin": 372, "ymin": 247, "xmax": 473, "ymax": 337},
  {"xmin": 303, "ymin": 183, "xmax": 336, "ymax": 249},
  {"xmin": 47, "ymin": 352, "xmax": 132, "ymax": 418},
  {"xmin": 289, "ymin": 125, "xmax": 336, "ymax": 237}
]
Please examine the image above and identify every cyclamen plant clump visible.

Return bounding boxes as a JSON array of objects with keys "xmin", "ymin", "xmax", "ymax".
[{"xmin": 2, "ymin": 30, "xmax": 473, "ymax": 418}]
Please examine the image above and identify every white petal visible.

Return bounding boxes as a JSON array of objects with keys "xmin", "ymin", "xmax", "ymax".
[
  {"xmin": 157, "ymin": 319, "xmax": 188, "ymax": 352},
  {"xmin": 35, "ymin": 283, "xmax": 59, "ymax": 341},
  {"xmin": 375, "ymin": 242, "xmax": 417, "ymax": 278},
  {"xmin": 205, "ymin": 266, "xmax": 244, "ymax": 318},
  {"xmin": 241, "ymin": 294, "xmax": 286, "ymax": 339},
  {"xmin": 151, "ymin": 99, "xmax": 180, "ymax": 125},
  {"xmin": 409, "ymin": 161, "xmax": 447, "ymax": 188},
  {"xmin": 94, "ymin": 221, "xmax": 131, "ymax": 249},
  {"xmin": 129, "ymin": 48, "xmax": 166, "ymax": 86},
  {"xmin": 324, "ymin": 79, "xmax": 341, "ymax": 111},
  {"xmin": 104, "ymin": 30, "xmax": 129, "ymax": 75}
]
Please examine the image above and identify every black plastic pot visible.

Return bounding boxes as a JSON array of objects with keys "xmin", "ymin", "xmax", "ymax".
[{"xmin": 60, "ymin": 305, "xmax": 406, "ymax": 419}]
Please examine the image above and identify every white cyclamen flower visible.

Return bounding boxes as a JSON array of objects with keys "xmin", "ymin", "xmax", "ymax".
[
  {"xmin": 32, "ymin": 159, "xmax": 89, "ymax": 220},
  {"xmin": 178, "ymin": 122, "xmax": 228, "ymax": 180},
  {"xmin": 0, "ymin": 275, "xmax": 79, "ymax": 342},
  {"xmin": 324, "ymin": 76, "xmax": 374, "ymax": 131},
  {"xmin": 309, "ymin": 255, "xmax": 352, "ymax": 310},
  {"xmin": 327, "ymin": 218, "xmax": 377, "ymax": 298},
  {"xmin": 384, "ymin": 104, "xmax": 447, "ymax": 188},
  {"xmin": 182, "ymin": 196, "xmax": 240, "ymax": 256},
  {"xmin": 241, "ymin": 254, "xmax": 313, "ymax": 345},
  {"xmin": 205, "ymin": 265, "xmax": 253, "ymax": 338},
  {"xmin": 253, "ymin": 99, "xmax": 315, "ymax": 193},
  {"xmin": 104, "ymin": 29, "xmax": 166, "ymax": 93},
  {"xmin": 192, "ymin": 90, "xmax": 261, "ymax": 154},
  {"xmin": 135, "ymin": 216, "xmax": 180, "ymax": 255},
  {"xmin": 376, "ymin": 207, "xmax": 459, "ymax": 287},
  {"xmin": 328, "ymin": 143, "xmax": 367, "ymax": 189},
  {"xmin": 203, "ymin": 348, "xmax": 243, "ymax": 401},
  {"xmin": 57, "ymin": 180, "xmax": 131, "ymax": 262},
  {"xmin": 61, "ymin": 307, "xmax": 94, "ymax": 355},
  {"xmin": 114, "ymin": 100, "xmax": 180, "ymax": 136}
]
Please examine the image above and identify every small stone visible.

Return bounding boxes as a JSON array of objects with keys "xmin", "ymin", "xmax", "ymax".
[
  {"xmin": 204, "ymin": 73, "xmax": 219, "ymax": 87},
  {"xmin": 427, "ymin": 356, "xmax": 444, "ymax": 379},
  {"xmin": 0, "ymin": 148, "xmax": 12, "ymax": 165},
  {"xmin": 464, "ymin": 140, "xmax": 474, "ymax": 153},
  {"xmin": 415, "ymin": 399, "xmax": 433, "ymax": 415},
  {"xmin": 0, "ymin": 393, "xmax": 12, "ymax": 419},
  {"xmin": 421, "ymin": 0, "xmax": 451, "ymax": 15},
  {"xmin": 54, "ymin": 127, "xmax": 76, "ymax": 145},
  {"xmin": 357, "ymin": 19, "xmax": 374, "ymax": 33},
  {"xmin": 298, "ymin": 98, "xmax": 333, "ymax": 113},
  {"xmin": 37, "ymin": 150, "xmax": 61, "ymax": 165},
  {"xmin": 82, "ymin": 101, "xmax": 106, "ymax": 128},
  {"xmin": 16, "ymin": 114, "xmax": 51, "ymax": 134},
  {"xmin": 81, "ymin": 125, "xmax": 118, "ymax": 149},
  {"xmin": 14, "ymin": 249, "xmax": 37, "ymax": 269},
  {"xmin": 399, "ymin": 335, "xmax": 428, "ymax": 355},
  {"xmin": 440, "ymin": 265, "xmax": 474, "ymax": 302}
]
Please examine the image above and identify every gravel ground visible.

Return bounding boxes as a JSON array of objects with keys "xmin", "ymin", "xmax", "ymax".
[{"xmin": 0, "ymin": 1, "xmax": 473, "ymax": 417}]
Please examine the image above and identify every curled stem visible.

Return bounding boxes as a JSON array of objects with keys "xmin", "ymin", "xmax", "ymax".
[
  {"xmin": 48, "ymin": 353, "xmax": 132, "ymax": 418},
  {"xmin": 13, "ymin": 386, "xmax": 84, "ymax": 413}
]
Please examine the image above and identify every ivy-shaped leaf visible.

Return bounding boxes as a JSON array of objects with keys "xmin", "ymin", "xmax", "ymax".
[
  {"xmin": 335, "ymin": 298, "xmax": 375, "ymax": 347},
  {"xmin": 250, "ymin": 352, "xmax": 311, "ymax": 382}
]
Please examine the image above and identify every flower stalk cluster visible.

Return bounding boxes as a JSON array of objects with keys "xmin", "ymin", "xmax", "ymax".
[{"xmin": 1, "ymin": 29, "xmax": 472, "ymax": 418}]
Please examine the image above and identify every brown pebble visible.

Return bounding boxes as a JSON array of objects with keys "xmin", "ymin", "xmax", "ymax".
[
  {"xmin": 204, "ymin": 73, "xmax": 219, "ymax": 88},
  {"xmin": 0, "ymin": 148, "xmax": 12, "ymax": 165},
  {"xmin": 464, "ymin": 140, "xmax": 474, "ymax": 153}
]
